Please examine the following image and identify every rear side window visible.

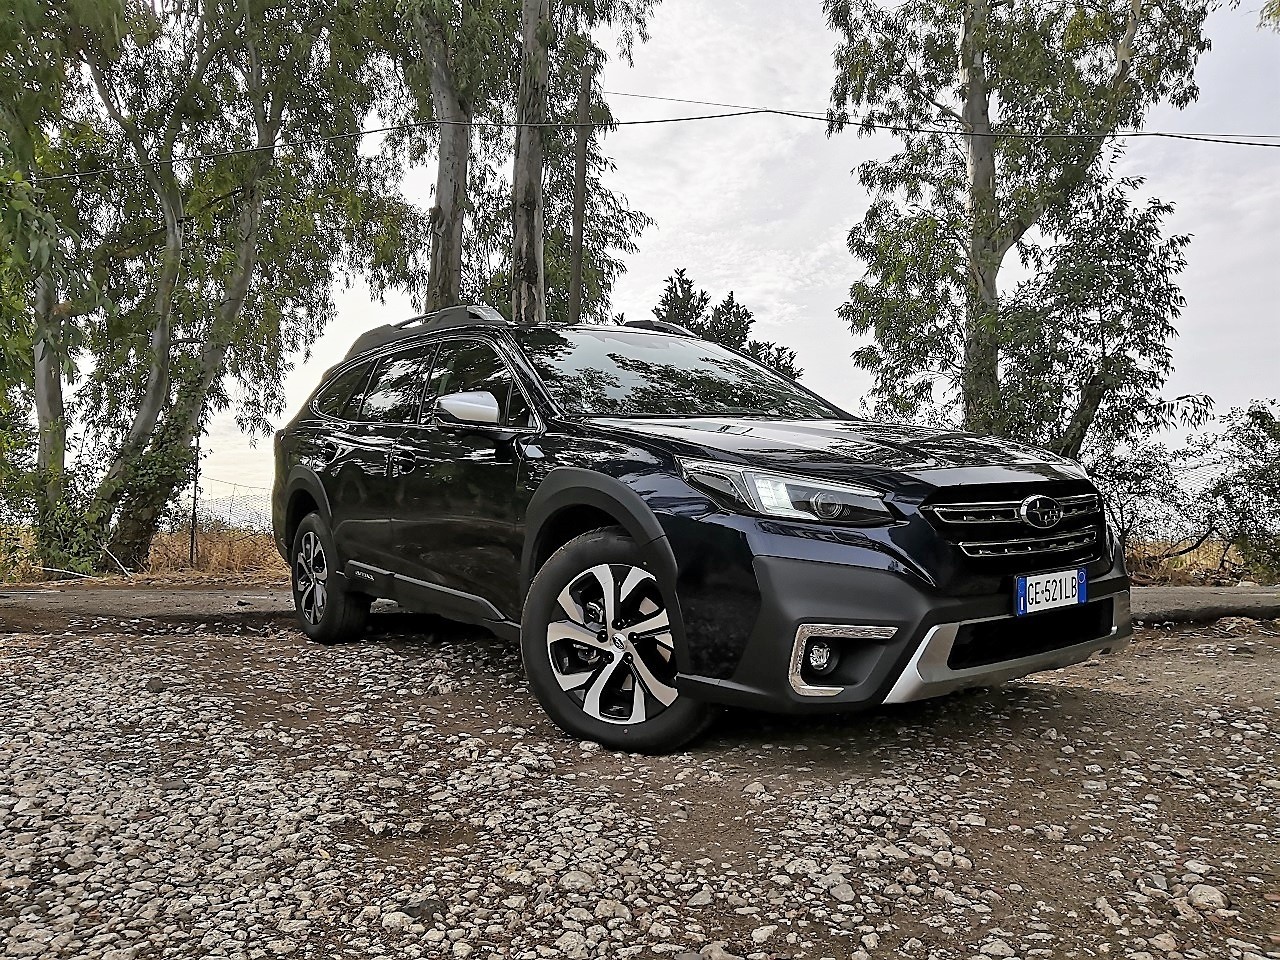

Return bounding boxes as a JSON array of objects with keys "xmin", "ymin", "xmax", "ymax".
[
  {"xmin": 312, "ymin": 362, "xmax": 372, "ymax": 420},
  {"xmin": 425, "ymin": 340, "xmax": 534, "ymax": 427},
  {"xmin": 358, "ymin": 345, "xmax": 436, "ymax": 423}
]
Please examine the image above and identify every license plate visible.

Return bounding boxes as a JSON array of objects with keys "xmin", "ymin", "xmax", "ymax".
[{"xmin": 1016, "ymin": 568, "xmax": 1087, "ymax": 616}]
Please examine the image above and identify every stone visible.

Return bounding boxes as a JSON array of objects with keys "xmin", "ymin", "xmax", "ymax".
[
  {"xmin": 558, "ymin": 870, "xmax": 595, "ymax": 891},
  {"xmin": 1187, "ymin": 884, "xmax": 1229, "ymax": 910}
]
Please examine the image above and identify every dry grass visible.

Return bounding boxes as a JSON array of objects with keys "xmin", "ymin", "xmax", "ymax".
[
  {"xmin": 1125, "ymin": 538, "xmax": 1241, "ymax": 585},
  {"xmin": 0, "ymin": 526, "xmax": 45, "ymax": 583},
  {"xmin": 1, "ymin": 522, "xmax": 1252, "ymax": 587},
  {"xmin": 148, "ymin": 522, "xmax": 287, "ymax": 578}
]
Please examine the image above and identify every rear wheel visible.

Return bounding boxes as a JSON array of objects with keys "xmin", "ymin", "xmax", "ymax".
[
  {"xmin": 291, "ymin": 513, "xmax": 369, "ymax": 645},
  {"xmin": 521, "ymin": 528, "xmax": 714, "ymax": 752}
]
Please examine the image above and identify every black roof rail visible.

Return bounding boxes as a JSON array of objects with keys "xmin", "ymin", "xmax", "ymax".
[
  {"xmin": 622, "ymin": 318, "xmax": 696, "ymax": 336},
  {"xmin": 344, "ymin": 304, "xmax": 510, "ymax": 359}
]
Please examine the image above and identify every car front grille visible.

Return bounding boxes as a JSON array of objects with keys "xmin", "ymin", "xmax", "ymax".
[{"xmin": 922, "ymin": 487, "xmax": 1105, "ymax": 567}]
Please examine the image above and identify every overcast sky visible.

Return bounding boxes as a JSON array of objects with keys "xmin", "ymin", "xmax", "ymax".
[{"xmin": 201, "ymin": 1, "xmax": 1280, "ymax": 492}]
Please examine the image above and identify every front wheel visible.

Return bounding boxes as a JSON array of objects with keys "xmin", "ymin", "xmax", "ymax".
[
  {"xmin": 291, "ymin": 513, "xmax": 369, "ymax": 645},
  {"xmin": 521, "ymin": 528, "xmax": 714, "ymax": 753}
]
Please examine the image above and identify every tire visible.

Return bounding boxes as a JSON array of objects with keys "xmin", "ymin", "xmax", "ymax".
[
  {"xmin": 290, "ymin": 513, "xmax": 369, "ymax": 645},
  {"xmin": 521, "ymin": 527, "xmax": 715, "ymax": 753}
]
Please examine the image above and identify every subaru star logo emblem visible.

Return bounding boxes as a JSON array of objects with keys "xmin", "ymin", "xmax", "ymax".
[{"xmin": 1019, "ymin": 495, "xmax": 1063, "ymax": 530}]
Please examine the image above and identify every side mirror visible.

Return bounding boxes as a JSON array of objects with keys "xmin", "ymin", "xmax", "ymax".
[{"xmin": 437, "ymin": 390, "xmax": 502, "ymax": 427}]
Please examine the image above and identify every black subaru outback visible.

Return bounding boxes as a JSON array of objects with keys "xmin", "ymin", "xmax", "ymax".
[{"xmin": 273, "ymin": 304, "xmax": 1131, "ymax": 752}]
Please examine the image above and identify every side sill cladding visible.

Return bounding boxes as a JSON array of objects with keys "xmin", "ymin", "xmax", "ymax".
[{"xmin": 523, "ymin": 467, "xmax": 688, "ymax": 668}]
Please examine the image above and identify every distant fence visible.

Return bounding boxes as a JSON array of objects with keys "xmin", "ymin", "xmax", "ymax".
[{"xmin": 151, "ymin": 476, "xmax": 279, "ymax": 573}]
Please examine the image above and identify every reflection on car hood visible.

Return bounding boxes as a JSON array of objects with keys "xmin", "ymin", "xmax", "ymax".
[{"xmin": 588, "ymin": 416, "xmax": 1087, "ymax": 487}]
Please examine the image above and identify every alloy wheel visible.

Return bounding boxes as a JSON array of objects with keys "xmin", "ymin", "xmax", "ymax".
[
  {"xmin": 294, "ymin": 530, "xmax": 329, "ymax": 625},
  {"xmin": 545, "ymin": 563, "xmax": 679, "ymax": 725}
]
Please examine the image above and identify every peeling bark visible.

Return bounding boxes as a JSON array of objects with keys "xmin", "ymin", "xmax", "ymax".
[
  {"xmin": 32, "ymin": 273, "xmax": 67, "ymax": 563},
  {"xmin": 512, "ymin": 0, "xmax": 551, "ymax": 326},
  {"xmin": 958, "ymin": 0, "xmax": 1003, "ymax": 436},
  {"xmin": 418, "ymin": 15, "xmax": 471, "ymax": 313}
]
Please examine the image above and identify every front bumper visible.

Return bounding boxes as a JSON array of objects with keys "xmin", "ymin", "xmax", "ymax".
[{"xmin": 674, "ymin": 528, "xmax": 1132, "ymax": 714}]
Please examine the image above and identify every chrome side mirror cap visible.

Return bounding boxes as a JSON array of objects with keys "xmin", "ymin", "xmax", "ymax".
[{"xmin": 437, "ymin": 390, "xmax": 502, "ymax": 427}]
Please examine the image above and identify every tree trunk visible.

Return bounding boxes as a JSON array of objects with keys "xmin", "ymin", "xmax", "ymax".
[
  {"xmin": 958, "ymin": 0, "xmax": 1003, "ymax": 437},
  {"xmin": 104, "ymin": 172, "xmax": 269, "ymax": 570},
  {"xmin": 419, "ymin": 15, "xmax": 471, "ymax": 313},
  {"xmin": 512, "ymin": 0, "xmax": 551, "ymax": 326},
  {"xmin": 32, "ymin": 273, "xmax": 67, "ymax": 563},
  {"xmin": 568, "ymin": 50, "xmax": 593, "ymax": 325},
  {"xmin": 86, "ymin": 187, "xmax": 184, "ymax": 550},
  {"xmin": 1053, "ymin": 368, "xmax": 1111, "ymax": 460}
]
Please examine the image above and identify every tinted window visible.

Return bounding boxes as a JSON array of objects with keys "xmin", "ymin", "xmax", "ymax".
[
  {"xmin": 426, "ymin": 340, "xmax": 532, "ymax": 427},
  {"xmin": 359, "ymin": 346, "xmax": 435, "ymax": 423},
  {"xmin": 512, "ymin": 328, "xmax": 843, "ymax": 419},
  {"xmin": 313, "ymin": 362, "xmax": 372, "ymax": 419}
]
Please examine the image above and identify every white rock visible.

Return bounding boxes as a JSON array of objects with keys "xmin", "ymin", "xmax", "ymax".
[
  {"xmin": 559, "ymin": 870, "xmax": 595, "ymax": 891},
  {"xmin": 751, "ymin": 925, "xmax": 778, "ymax": 945},
  {"xmin": 1187, "ymin": 884, "xmax": 1229, "ymax": 910}
]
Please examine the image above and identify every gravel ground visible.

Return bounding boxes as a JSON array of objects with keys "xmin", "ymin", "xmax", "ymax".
[{"xmin": 1, "ymin": 589, "xmax": 1277, "ymax": 960}]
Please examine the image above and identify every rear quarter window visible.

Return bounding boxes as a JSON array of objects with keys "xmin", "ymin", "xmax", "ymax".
[{"xmin": 311, "ymin": 362, "xmax": 372, "ymax": 420}]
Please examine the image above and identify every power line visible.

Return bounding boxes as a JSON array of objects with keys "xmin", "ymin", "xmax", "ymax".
[
  {"xmin": 603, "ymin": 89, "xmax": 1280, "ymax": 146},
  {"xmin": 32, "ymin": 97, "xmax": 1280, "ymax": 184}
]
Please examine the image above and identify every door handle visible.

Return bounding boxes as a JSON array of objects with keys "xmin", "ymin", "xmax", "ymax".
[
  {"xmin": 392, "ymin": 452, "xmax": 418, "ymax": 476},
  {"xmin": 319, "ymin": 441, "xmax": 340, "ymax": 465}
]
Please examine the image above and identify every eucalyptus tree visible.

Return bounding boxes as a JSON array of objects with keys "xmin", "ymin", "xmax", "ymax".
[
  {"xmin": 401, "ymin": 0, "xmax": 519, "ymax": 312},
  {"xmin": 511, "ymin": 0, "xmax": 553, "ymax": 325},
  {"xmin": 1, "ymin": 0, "xmax": 125, "ymax": 550},
  {"xmin": 35, "ymin": 0, "xmax": 428, "ymax": 569},
  {"xmin": 510, "ymin": 0, "xmax": 657, "ymax": 324},
  {"xmin": 825, "ymin": 0, "xmax": 1212, "ymax": 442},
  {"xmin": 459, "ymin": 36, "xmax": 652, "ymax": 325}
]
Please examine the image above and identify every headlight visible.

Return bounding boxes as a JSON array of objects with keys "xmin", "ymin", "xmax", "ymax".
[{"xmin": 680, "ymin": 459, "xmax": 894, "ymax": 526}]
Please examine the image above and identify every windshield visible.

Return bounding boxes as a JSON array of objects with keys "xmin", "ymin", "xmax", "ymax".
[{"xmin": 512, "ymin": 328, "xmax": 846, "ymax": 419}]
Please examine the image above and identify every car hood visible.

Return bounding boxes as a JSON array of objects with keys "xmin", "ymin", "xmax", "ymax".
[{"xmin": 585, "ymin": 417, "xmax": 1088, "ymax": 491}]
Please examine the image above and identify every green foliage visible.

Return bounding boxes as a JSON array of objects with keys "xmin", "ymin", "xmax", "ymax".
[
  {"xmin": 1092, "ymin": 402, "xmax": 1280, "ymax": 582},
  {"xmin": 651, "ymin": 268, "xmax": 709, "ymax": 329},
  {"xmin": 652, "ymin": 269, "xmax": 802, "ymax": 380},
  {"xmin": 0, "ymin": 0, "xmax": 126, "ymax": 168},
  {"xmin": 826, "ymin": 0, "xmax": 1212, "ymax": 445},
  {"xmin": 1002, "ymin": 174, "xmax": 1207, "ymax": 456},
  {"xmin": 1196, "ymin": 401, "xmax": 1280, "ymax": 579}
]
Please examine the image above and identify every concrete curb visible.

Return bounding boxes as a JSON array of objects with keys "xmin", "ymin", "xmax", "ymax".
[{"xmin": 1131, "ymin": 586, "xmax": 1280, "ymax": 625}]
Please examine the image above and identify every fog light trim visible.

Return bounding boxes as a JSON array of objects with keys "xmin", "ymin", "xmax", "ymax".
[{"xmin": 789, "ymin": 623, "xmax": 899, "ymax": 697}]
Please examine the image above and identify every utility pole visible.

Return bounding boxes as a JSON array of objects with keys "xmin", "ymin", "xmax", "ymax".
[{"xmin": 568, "ymin": 50, "xmax": 594, "ymax": 325}]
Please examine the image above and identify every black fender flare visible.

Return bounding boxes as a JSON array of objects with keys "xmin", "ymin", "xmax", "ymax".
[
  {"xmin": 522, "ymin": 467, "xmax": 688, "ymax": 665},
  {"xmin": 277, "ymin": 466, "xmax": 334, "ymax": 556}
]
